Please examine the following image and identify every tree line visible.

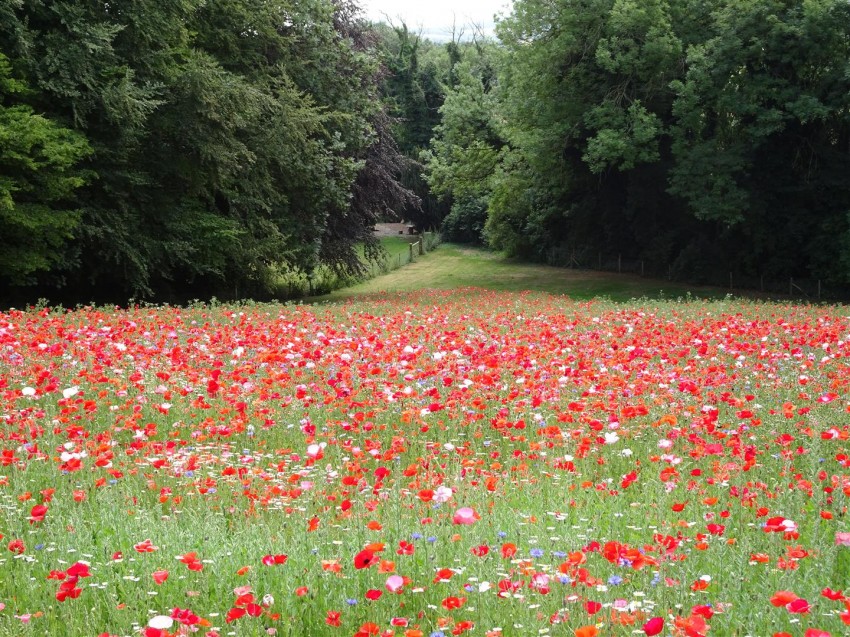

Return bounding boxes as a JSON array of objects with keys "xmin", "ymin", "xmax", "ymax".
[
  {"xmin": 1, "ymin": 0, "xmax": 425, "ymax": 303},
  {"xmin": 2, "ymin": 0, "xmax": 850, "ymax": 303},
  {"xmin": 429, "ymin": 0, "xmax": 850, "ymax": 292}
]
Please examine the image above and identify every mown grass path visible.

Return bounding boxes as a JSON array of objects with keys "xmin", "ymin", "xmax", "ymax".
[{"xmin": 326, "ymin": 244, "xmax": 736, "ymax": 302}]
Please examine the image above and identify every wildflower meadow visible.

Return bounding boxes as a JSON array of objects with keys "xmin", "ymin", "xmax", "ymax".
[{"xmin": 0, "ymin": 290, "xmax": 848, "ymax": 637}]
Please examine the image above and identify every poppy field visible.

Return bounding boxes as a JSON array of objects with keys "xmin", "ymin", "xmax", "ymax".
[{"xmin": 0, "ymin": 290, "xmax": 848, "ymax": 637}]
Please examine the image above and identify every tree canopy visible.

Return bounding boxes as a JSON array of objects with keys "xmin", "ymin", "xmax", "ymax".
[
  {"xmin": 3, "ymin": 0, "xmax": 850, "ymax": 302},
  {"xmin": 0, "ymin": 0, "xmax": 419, "ymax": 302},
  {"xmin": 483, "ymin": 0, "xmax": 850, "ymax": 289}
]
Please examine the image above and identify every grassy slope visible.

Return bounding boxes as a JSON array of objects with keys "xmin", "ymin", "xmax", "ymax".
[{"xmin": 326, "ymin": 243, "xmax": 737, "ymax": 303}]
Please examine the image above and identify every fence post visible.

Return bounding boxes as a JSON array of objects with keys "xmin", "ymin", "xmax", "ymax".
[
  {"xmin": 418, "ymin": 238, "xmax": 424, "ymax": 255},
  {"xmin": 409, "ymin": 243, "xmax": 414, "ymax": 263},
  {"xmin": 641, "ymin": 261, "xmax": 644, "ymax": 277}
]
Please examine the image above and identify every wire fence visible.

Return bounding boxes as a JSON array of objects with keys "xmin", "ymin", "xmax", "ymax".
[
  {"xmin": 270, "ymin": 233, "xmax": 442, "ymax": 299},
  {"xmin": 363, "ymin": 231, "xmax": 442, "ymax": 279},
  {"xmin": 544, "ymin": 245, "xmax": 850, "ymax": 302}
]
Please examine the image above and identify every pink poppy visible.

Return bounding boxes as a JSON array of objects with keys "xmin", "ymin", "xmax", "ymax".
[
  {"xmin": 385, "ymin": 575, "xmax": 404, "ymax": 593},
  {"xmin": 452, "ymin": 507, "xmax": 479, "ymax": 525}
]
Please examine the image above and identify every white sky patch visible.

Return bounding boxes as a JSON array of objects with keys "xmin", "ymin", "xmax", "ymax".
[{"xmin": 361, "ymin": 0, "xmax": 514, "ymax": 41}]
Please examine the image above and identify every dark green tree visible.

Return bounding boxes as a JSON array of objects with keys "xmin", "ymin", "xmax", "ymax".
[
  {"xmin": 425, "ymin": 44, "xmax": 504, "ymax": 243},
  {"xmin": 489, "ymin": 0, "xmax": 688, "ymax": 261},
  {"xmin": 0, "ymin": 0, "xmax": 420, "ymax": 300},
  {"xmin": 486, "ymin": 0, "xmax": 850, "ymax": 289},
  {"xmin": 0, "ymin": 53, "xmax": 92, "ymax": 285},
  {"xmin": 669, "ymin": 0, "xmax": 850, "ymax": 283},
  {"xmin": 374, "ymin": 22, "xmax": 449, "ymax": 231}
]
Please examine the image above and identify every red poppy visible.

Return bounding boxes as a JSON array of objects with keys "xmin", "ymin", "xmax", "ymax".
[
  {"xmin": 770, "ymin": 591, "xmax": 799, "ymax": 607},
  {"xmin": 501, "ymin": 543, "xmax": 517, "ymax": 559},
  {"xmin": 134, "ymin": 539, "xmax": 157, "ymax": 553},
  {"xmin": 354, "ymin": 549, "xmax": 378, "ymax": 569},
  {"xmin": 325, "ymin": 610, "xmax": 341, "ymax": 627},
  {"xmin": 643, "ymin": 617, "xmax": 664, "ymax": 636},
  {"xmin": 441, "ymin": 596, "xmax": 466, "ymax": 610},
  {"xmin": 786, "ymin": 598, "xmax": 811, "ymax": 614},
  {"xmin": 245, "ymin": 603, "xmax": 263, "ymax": 617},
  {"xmin": 28, "ymin": 504, "xmax": 48, "ymax": 524}
]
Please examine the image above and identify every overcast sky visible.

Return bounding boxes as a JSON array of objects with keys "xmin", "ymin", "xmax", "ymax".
[{"xmin": 361, "ymin": 0, "xmax": 514, "ymax": 41}]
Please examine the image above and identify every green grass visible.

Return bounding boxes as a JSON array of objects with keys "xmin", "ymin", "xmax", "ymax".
[
  {"xmin": 272, "ymin": 235, "xmax": 424, "ymax": 298},
  {"xmin": 376, "ymin": 235, "xmax": 421, "ymax": 255},
  {"xmin": 357, "ymin": 235, "xmax": 421, "ymax": 260},
  {"xmin": 324, "ymin": 243, "xmax": 738, "ymax": 303}
]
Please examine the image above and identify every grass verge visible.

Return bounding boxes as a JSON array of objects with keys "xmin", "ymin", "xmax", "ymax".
[{"xmin": 322, "ymin": 243, "xmax": 739, "ymax": 303}]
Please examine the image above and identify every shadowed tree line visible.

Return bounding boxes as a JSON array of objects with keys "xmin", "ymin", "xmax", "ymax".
[
  {"xmin": 0, "ymin": 0, "xmax": 429, "ymax": 303},
  {"xmin": 427, "ymin": 0, "xmax": 850, "ymax": 293},
  {"xmin": 3, "ymin": 0, "xmax": 850, "ymax": 303}
]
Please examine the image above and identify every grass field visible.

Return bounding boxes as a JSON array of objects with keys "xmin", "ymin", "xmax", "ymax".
[
  {"xmin": 327, "ymin": 243, "xmax": 734, "ymax": 303},
  {"xmin": 0, "ymin": 277, "xmax": 848, "ymax": 637},
  {"xmin": 374, "ymin": 236, "xmax": 421, "ymax": 257}
]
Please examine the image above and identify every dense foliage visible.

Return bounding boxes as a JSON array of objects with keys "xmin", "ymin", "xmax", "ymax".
[
  {"xmin": 3, "ymin": 0, "xmax": 850, "ymax": 302},
  {"xmin": 375, "ymin": 22, "xmax": 451, "ymax": 233},
  {"xmin": 430, "ymin": 0, "xmax": 850, "ymax": 292},
  {"xmin": 0, "ymin": 0, "xmax": 417, "ymax": 302}
]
